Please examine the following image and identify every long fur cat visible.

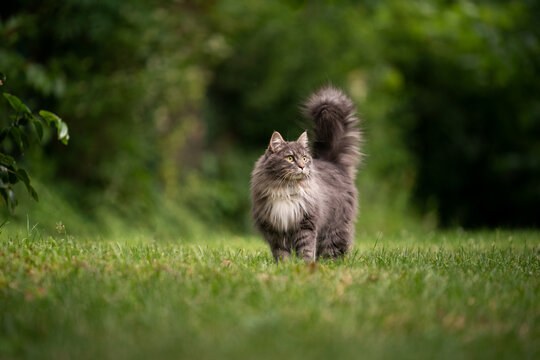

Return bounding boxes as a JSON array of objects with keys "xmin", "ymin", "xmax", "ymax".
[{"xmin": 250, "ymin": 86, "xmax": 362, "ymax": 261}]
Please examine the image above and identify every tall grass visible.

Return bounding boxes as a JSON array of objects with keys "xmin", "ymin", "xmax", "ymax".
[{"xmin": 1, "ymin": 228, "xmax": 538, "ymax": 359}]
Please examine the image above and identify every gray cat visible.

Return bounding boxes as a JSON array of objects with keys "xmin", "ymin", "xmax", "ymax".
[{"xmin": 250, "ymin": 86, "xmax": 362, "ymax": 261}]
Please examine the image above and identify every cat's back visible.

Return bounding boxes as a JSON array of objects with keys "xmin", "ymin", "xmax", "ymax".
[
  {"xmin": 312, "ymin": 158, "xmax": 358, "ymax": 231},
  {"xmin": 313, "ymin": 158, "xmax": 356, "ymax": 192}
]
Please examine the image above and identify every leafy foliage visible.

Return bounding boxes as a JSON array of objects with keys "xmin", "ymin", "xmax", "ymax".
[
  {"xmin": 0, "ymin": 1, "xmax": 538, "ymax": 231},
  {"xmin": 0, "ymin": 79, "xmax": 69, "ymax": 213}
]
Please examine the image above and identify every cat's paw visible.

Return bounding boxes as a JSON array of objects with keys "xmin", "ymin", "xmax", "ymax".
[{"xmin": 272, "ymin": 249, "xmax": 291, "ymax": 262}]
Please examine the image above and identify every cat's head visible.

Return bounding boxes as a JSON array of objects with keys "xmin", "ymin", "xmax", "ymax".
[{"xmin": 264, "ymin": 131, "xmax": 312, "ymax": 181}]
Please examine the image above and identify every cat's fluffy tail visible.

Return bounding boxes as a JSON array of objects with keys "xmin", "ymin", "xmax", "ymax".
[{"xmin": 303, "ymin": 86, "xmax": 362, "ymax": 178}]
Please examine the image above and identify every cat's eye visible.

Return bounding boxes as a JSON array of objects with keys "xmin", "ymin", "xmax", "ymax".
[
  {"xmin": 286, "ymin": 155, "xmax": 294, "ymax": 162},
  {"xmin": 302, "ymin": 156, "xmax": 308, "ymax": 162}
]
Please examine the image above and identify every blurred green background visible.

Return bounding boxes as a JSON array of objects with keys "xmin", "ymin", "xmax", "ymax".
[{"xmin": 1, "ymin": 0, "xmax": 539, "ymax": 238}]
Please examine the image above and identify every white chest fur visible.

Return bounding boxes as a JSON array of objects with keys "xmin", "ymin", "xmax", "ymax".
[{"xmin": 262, "ymin": 185, "xmax": 310, "ymax": 231}]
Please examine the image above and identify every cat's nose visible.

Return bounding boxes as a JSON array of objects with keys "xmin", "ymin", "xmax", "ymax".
[{"xmin": 297, "ymin": 163, "xmax": 305, "ymax": 169}]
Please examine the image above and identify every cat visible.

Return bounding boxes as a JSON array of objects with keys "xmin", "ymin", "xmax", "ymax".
[{"xmin": 250, "ymin": 86, "xmax": 362, "ymax": 262}]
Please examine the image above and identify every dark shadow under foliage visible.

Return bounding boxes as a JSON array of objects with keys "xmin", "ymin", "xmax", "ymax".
[{"xmin": 386, "ymin": 10, "xmax": 540, "ymax": 227}]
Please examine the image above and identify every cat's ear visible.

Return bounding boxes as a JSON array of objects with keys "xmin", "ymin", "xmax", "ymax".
[
  {"xmin": 269, "ymin": 131, "xmax": 285, "ymax": 153},
  {"xmin": 297, "ymin": 131, "xmax": 308, "ymax": 148}
]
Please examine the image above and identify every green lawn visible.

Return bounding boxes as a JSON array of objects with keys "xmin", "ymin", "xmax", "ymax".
[{"xmin": 0, "ymin": 229, "xmax": 538, "ymax": 359}]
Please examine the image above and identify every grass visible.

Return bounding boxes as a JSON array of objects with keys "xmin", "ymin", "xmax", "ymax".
[{"xmin": 0, "ymin": 228, "xmax": 538, "ymax": 359}]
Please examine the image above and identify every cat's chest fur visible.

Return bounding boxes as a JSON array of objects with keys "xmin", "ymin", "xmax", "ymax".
[{"xmin": 262, "ymin": 185, "xmax": 310, "ymax": 231}]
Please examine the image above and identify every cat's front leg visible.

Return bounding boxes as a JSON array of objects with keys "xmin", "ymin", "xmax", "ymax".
[
  {"xmin": 293, "ymin": 224, "xmax": 317, "ymax": 262},
  {"xmin": 271, "ymin": 247, "xmax": 291, "ymax": 262},
  {"xmin": 262, "ymin": 229, "xmax": 290, "ymax": 262}
]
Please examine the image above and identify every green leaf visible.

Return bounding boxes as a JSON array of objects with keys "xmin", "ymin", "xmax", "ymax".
[
  {"xmin": 0, "ymin": 154, "xmax": 17, "ymax": 168},
  {"xmin": 33, "ymin": 119, "xmax": 43, "ymax": 141},
  {"xmin": 0, "ymin": 188, "xmax": 18, "ymax": 213},
  {"xmin": 15, "ymin": 168, "xmax": 39, "ymax": 201},
  {"xmin": 28, "ymin": 184, "xmax": 39, "ymax": 202},
  {"xmin": 38, "ymin": 110, "xmax": 61, "ymax": 126},
  {"xmin": 58, "ymin": 121, "xmax": 69, "ymax": 144},
  {"xmin": 9, "ymin": 127, "xmax": 24, "ymax": 152},
  {"xmin": 3, "ymin": 93, "xmax": 31, "ymax": 114},
  {"xmin": 16, "ymin": 168, "xmax": 30, "ymax": 186},
  {"xmin": 20, "ymin": 131, "xmax": 30, "ymax": 150},
  {"xmin": 0, "ymin": 166, "xmax": 8, "ymax": 182},
  {"xmin": 24, "ymin": 111, "xmax": 36, "ymax": 123},
  {"xmin": 8, "ymin": 169, "xmax": 18, "ymax": 184},
  {"xmin": 39, "ymin": 110, "xmax": 69, "ymax": 145}
]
